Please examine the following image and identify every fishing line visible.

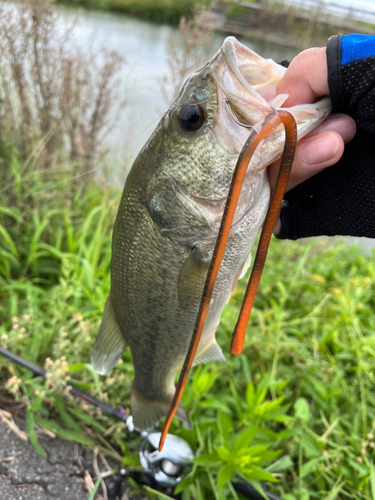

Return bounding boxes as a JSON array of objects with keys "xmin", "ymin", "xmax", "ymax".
[{"xmin": 159, "ymin": 109, "xmax": 297, "ymax": 451}]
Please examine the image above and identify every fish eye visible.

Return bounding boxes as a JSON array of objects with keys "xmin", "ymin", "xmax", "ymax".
[{"xmin": 177, "ymin": 104, "xmax": 205, "ymax": 132}]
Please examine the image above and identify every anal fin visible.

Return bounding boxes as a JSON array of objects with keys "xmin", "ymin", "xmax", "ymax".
[
  {"xmin": 192, "ymin": 338, "xmax": 226, "ymax": 366},
  {"xmin": 91, "ymin": 295, "xmax": 127, "ymax": 376}
]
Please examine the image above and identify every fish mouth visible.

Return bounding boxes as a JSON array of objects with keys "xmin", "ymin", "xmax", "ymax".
[
  {"xmin": 206, "ymin": 36, "xmax": 332, "ymax": 226},
  {"xmin": 211, "ymin": 36, "xmax": 282, "ymax": 127},
  {"xmin": 219, "ymin": 37, "xmax": 284, "ymax": 108},
  {"xmin": 211, "ymin": 36, "xmax": 331, "ymax": 141}
]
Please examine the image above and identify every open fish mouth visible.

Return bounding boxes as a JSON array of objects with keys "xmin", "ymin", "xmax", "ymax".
[
  {"xmin": 211, "ymin": 36, "xmax": 331, "ymax": 144},
  {"xmin": 221, "ymin": 38, "xmax": 284, "ymax": 97}
]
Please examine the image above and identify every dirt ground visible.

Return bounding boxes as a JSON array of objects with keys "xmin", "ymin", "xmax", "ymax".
[{"xmin": 0, "ymin": 412, "xmax": 128, "ymax": 500}]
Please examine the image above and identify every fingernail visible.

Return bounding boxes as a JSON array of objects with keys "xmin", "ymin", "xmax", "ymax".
[
  {"xmin": 300, "ymin": 134, "xmax": 339, "ymax": 166},
  {"xmin": 315, "ymin": 114, "xmax": 356, "ymax": 143}
]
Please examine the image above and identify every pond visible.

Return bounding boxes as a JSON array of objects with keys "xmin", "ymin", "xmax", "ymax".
[{"xmin": 56, "ymin": 6, "xmax": 297, "ymax": 178}]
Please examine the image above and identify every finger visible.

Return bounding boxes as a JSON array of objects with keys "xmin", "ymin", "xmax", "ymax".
[
  {"xmin": 268, "ymin": 112, "xmax": 356, "ymax": 191},
  {"xmin": 273, "ymin": 215, "xmax": 282, "ymax": 236},
  {"xmin": 305, "ymin": 113, "xmax": 356, "ymax": 143},
  {"xmin": 264, "ymin": 47, "xmax": 328, "ymax": 107},
  {"xmin": 269, "ymin": 131, "xmax": 344, "ymax": 192}
]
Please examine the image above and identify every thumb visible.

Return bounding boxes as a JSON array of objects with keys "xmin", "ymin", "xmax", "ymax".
[{"xmin": 269, "ymin": 47, "xmax": 329, "ymax": 107}]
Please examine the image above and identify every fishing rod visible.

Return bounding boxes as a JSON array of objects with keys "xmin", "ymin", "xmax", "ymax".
[
  {"xmin": 0, "ymin": 346, "xmax": 284, "ymax": 500},
  {"xmin": 0, "ymin": 346, "xmax": 187, "ymax": 496}
]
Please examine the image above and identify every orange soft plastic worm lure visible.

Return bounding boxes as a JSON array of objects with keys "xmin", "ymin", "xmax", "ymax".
[{"xmin": 159, "ymin": 109, "xmax": 297, "ymax": 451}]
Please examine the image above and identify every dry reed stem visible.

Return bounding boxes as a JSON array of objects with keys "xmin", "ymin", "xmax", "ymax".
[
  {"xmin": 83, "ymin": 469, "xmax": 95, "ymax": 492},
  {"xmin": 99, "ymin": 452, "xmax": 112, "ymax": 473},
  {"xmin": 0, "ymin": 409, "xmax": 28, "ymax": 441},
  {"xmin": 0, "ymin": 0, "xmax": 125, "ymax": 188},
  {"xmin": 93, "ymin": 447, "xmax": 108, "ymax": 500},
  {"xmin": 35, "ymin": 425, "xmax": 56, "ymax": 439},
  {"xmin": 160, "ymin": 4, "xmax": 219, "ymax": 104}
]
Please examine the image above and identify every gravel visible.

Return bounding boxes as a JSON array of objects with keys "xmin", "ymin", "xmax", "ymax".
[{"xmin": 0, "ymin": 415, "xmax": 112, "ymax": 500}]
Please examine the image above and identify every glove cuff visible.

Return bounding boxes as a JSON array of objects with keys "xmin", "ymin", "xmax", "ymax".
[
  {"xmin": 274, "ymin": 201, "xmax": 291, "ymax": 240},
  {"xmin": 326, "ymin": 34, "xmax": 344, "ymax": 113}
]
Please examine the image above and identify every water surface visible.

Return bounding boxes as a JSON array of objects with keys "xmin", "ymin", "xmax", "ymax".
[{"xmin": 56, "ymin": 6, "xmax": 297, "ymax": 179}]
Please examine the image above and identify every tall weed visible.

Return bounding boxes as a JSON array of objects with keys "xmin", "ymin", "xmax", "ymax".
[
  {"xmin": 0, "ymin": 0, "xmax": 125, "ymax": 183},
  {"xmin": 160, "ymin": 5, "xmax": 219, "ymax": 104},
  {"xmin": 2, "ymin": 173, "xmax": 375, "ymax": 499}
]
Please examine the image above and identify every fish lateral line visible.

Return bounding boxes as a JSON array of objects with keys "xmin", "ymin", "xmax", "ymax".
[{"xmin": 158, "ymin": 108, "xmax": 297, "ymax": 452}]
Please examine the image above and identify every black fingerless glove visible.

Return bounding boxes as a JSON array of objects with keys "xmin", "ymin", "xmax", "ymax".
[{"xmin": 277, "ymin": 34, "xmax": 375, "ymax": 240}]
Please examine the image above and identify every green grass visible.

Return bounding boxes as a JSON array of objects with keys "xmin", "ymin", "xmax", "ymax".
[
  {"xmin": 358, "ymin": 20, "xmax": 375, "ymax": 31},
  {"xmin": 226, "ymin": 4, "xmax": 251, "ymax": 19},
  {"xmin": 2, "ymin": 160, "xmax": 375, "ymax": 499},
  {"xmin": 56, "ymin": 0, "xmax": 212, "ymax": 24}
]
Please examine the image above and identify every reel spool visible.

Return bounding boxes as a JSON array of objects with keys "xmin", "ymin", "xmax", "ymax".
[{"xmin": 139, "ymin": 432, "xmax": 194, "ymax": 488}]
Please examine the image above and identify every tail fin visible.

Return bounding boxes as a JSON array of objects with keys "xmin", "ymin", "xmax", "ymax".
[{"xmin": 131, "ymin": 387, "xmax": 190, "ymax": 431}]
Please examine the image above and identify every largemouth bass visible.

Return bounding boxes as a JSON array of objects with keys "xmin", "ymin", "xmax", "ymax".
[{"xmin": 92, "ymin": 37, "xmax": 331, "ymax": 431}]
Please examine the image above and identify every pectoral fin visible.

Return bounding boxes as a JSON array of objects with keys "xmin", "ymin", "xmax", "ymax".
[
  {"xmin": 239, "ymin": 251, "xmax": 252, "ymax": 280},
  {"xmin": 226, "ymin": 256, "xmax": 251, "ymax": 305},
  {"xmin": 178, "ymin": 248, "xmax": 210, "ymax": 310},
  {"xmin": 91, "ymin": 295, "xmax": 127, "ymax": 375}
]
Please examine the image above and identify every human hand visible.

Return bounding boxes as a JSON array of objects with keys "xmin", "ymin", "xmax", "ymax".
[{"xmin": 265, "ymin": 47, "xmax": 356, "ymax": 234}]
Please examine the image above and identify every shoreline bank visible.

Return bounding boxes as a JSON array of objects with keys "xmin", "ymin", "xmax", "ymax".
[
  {"xmin": 55, "ymin": 0, "xmax": 211, "ymax": 24},
  {"xmin": 54, "ymin": 0, "xmax": 375, "ymax": 49}
]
